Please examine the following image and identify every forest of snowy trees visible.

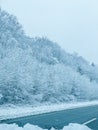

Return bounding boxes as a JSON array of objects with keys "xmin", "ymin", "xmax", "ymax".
[{"xmin": 0, "ymin": 9, "xmax": 98, "ymax": 105}]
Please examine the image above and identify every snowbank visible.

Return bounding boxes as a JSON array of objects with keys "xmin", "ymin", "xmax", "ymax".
[
  {"xmin": 0, "ymin": 123, "xmax": 92, "ymax": 130},
  {"xmin": 0, "ymin": 101, "xmax": 98, "ymax": 121}
]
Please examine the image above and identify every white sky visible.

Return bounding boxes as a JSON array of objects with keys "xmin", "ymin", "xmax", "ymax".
[{"xmin": 0, "ymin": 0, "xmax": 98, "ymax": 64}]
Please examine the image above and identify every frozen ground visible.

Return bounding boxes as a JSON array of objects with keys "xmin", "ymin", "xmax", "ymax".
[
  {"xmin": 0, "ymin": 101, "xmax": 98, "ymax": 121},
  {"xmin": 0, "ymin": 123, "xmax": 92, "ymax": 130}
]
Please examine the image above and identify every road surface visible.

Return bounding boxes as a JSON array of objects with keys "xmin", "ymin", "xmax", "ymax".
[{"xmin": 0, "ymin": 105, "xmax": 98, "ymax": 130}]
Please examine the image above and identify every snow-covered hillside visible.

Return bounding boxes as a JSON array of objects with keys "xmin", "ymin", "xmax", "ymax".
[{"xmin": 0, "ymin": 8, "xmax": 98, "ymax": 105}]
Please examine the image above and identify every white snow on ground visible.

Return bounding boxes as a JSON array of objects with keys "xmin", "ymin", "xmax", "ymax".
[
  {"xmin": 0, "ymin": 101, "xmax": 98, "ymax": 121},
  {"xmin": 0, "ymin": 123, "xmax": 92, "ymax": 130}
]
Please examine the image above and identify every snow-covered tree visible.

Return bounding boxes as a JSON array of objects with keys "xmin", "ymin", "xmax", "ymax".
[{"xmin": 0, "ymin": 8, "xmax": 98, "ymax": 105}]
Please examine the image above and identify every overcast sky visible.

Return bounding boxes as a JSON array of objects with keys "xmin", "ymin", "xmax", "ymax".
[{"xmin": 0, "ymin": 0, "xmax": 98, "ymax": 64}]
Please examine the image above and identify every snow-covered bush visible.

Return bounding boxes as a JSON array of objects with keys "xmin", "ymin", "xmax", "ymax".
[{"xmin": 0, "ymin": 123, "xmax": 92, "ymax": 130}]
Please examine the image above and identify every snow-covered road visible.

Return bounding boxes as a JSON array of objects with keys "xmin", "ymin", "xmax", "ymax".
[{"xmin": 0, "ymin": 101, "xmax": 98, "ymax": 121}]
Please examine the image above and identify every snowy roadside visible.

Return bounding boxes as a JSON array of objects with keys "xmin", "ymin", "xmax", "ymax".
[
  {"xmin": 0, "ymin": 123, "xmax": 92, "ymax": 130},
  {"xmin": 0, "ymin": 101, "xmax": 98, "ymax": 121}
]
